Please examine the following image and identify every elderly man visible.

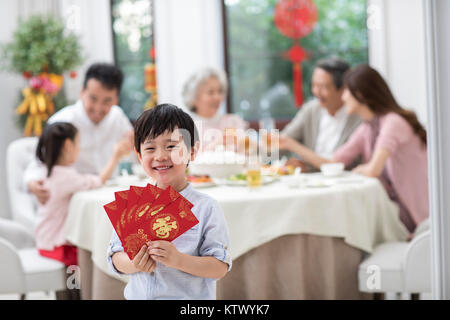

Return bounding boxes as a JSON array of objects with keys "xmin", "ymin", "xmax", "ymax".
[
  {"xmin": 25, "ymin": 63, "xmax": 134, "ymax": 204},
  {"xmin": 280, "ymin": 57, "xmax": 361, "ymax": 171}
]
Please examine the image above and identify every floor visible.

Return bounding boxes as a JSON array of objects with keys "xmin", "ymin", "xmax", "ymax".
[
  {"xmin": 0, "ymin": 291, "xmax": 55, "ymax": 300},
  {"xmin": 0, "ymin": 291, "xmax": 432, "ymax": 300}
]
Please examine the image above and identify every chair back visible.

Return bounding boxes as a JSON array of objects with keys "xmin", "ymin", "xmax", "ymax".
[
  {"xmin": 404, "ymin": 230, "xmax": 431, "ymax": 293},
  {"xmin": 0, "ymin": 238, "xmax": 26, "ymax": 294},
  {"xmin": 6, "ymin": 137, "xmax": 39, "ymax": 231}
]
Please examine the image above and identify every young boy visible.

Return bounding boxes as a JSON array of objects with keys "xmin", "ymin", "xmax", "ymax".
[{"xmin": 107, "ymin": 103, "xmax": 231, "ymax": 300}]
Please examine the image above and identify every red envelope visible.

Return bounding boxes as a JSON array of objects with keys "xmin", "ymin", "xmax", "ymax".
[
  {"xmin": 105, "ymin": 186, "xmax": 144, "ymax": 240},
  {"xmin": 124, "ymin": 186, "xmax": 146, "ymax": 225},
  {"xmin": 104, "ymin": 200, "xmax": 125, "ymax": 239},
  {"xmin": 104, "ymin": 184, "xmax": 198, "ymax": 260},
  {"xmin": 133, "ymin": 184, "xmax": 163, "ymax": 220},
  {"xmin": 143, "ymin": 183, "xmax": 162, "ymax": 203},
  {"xmin": 143, "ymin": 196, "xmax": 198, "ymax": 241},
  {"xmin": 142, "ymin": 185, "xmax": 180, "ymax": 217},
  {"xmin": 133, "ymin": 184, "xmax": 193, "ymax": 222},
  {"xmin": 115, "ymin": 190, "xmax": 129, "ymax": 211},
  {"xmin": 122, "ymin": 197, "xmax": 198, "ymax": 259},
  {"xmin": 111, "ymin": 190, "xmax": 129, "ymax": 237}
]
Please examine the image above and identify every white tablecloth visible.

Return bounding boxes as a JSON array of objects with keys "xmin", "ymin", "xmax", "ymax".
[{"xmin": 64, "ymin": 173, "xmax": 409, "ymax": 282}]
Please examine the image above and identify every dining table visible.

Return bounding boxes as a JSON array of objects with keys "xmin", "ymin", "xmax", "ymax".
[{"xmin": 64, "ymin": 171, "xmax": 409, "ymax": 299}]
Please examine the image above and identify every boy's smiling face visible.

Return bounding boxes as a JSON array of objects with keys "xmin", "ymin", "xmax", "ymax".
[{"xmin": 136, "ymin": 128, "xmax": 197, "ymax": 191}]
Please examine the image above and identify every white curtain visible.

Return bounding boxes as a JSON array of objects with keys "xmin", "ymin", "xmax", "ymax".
[
  {"xmin": 58, "ymin": 0, "xmax": 115, "ymax": 102},
  {"xmin": 368, "ymin": 0, "xmax": 427, "ymax": 127},
  {"xmin": 16, "ymin": 0, "xmax": 60, "ymax": 17},
  {"xmin": 154, "ymin": 0, "xmax": 225, "ymax": 111}
]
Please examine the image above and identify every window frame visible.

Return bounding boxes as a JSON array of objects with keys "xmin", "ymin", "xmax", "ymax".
[
  {"xmin": 221, "ymin": 0, "xmax": 368, "ymax": 131},
  {"xmin": 110, "ymin": 0, "xmax": 155, "ymax": 121}
]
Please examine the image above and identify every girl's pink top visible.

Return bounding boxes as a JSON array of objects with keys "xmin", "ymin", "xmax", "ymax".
[
  {"xmin": 334, "ymin": 112, "xmax": 429, "ymax": 227},
  {"xmin": 35, "ymin": 165, "xmax": 102, "ymax": 250}
]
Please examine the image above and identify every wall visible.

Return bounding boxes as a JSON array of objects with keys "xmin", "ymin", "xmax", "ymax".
[
  {"xmin": 59, "ymin": 0, "xmax": 115, "ymax": 102},
  {"xmin": 0, "ymin": 2, "xmax": 23, "ymax": 219},
  {"xmin": 424, "ymin": 0, "xmax": 450, "ymax": 299},
  {"xmin": 368, "ymin": 0, "xmax": 428, "ymax": 126}
]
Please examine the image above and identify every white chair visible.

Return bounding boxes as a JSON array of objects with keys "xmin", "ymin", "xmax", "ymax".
[
  {"xmin": 0, "ymin": 218, "xmax": 66, "ymax": 299},
  {"xmin": 358, "ymin": 219, "xmax": 431, "ymax": 299},
  {"xmin": 6, "ymin": 137, "xmax": 39, "ymax": 231}
]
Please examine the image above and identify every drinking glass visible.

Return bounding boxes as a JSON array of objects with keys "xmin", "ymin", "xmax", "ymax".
[
  {"xmin": 247, "ymin": 160, "xmax": 262, "ymax": 188},
  {"xmin": 259, "ymin": 117, "xmax": 275, "ymax": 132}
]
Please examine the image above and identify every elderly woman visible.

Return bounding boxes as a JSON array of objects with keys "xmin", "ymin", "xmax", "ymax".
[{"xmin": 182, "ymin": 67, "xmax": 248, "ymax": 151}]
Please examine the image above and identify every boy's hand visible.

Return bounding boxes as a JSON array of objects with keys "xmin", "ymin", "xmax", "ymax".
[
  {"xmin": 148, "ymin": 241, "xmax": 182, "ymax": 269},
  {"xmin": 131, "ymin": 244, "xmax": 156, "ymax": 273}
]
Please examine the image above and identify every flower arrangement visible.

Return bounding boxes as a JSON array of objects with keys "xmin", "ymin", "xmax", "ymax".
[{"xmin": 2, "ymin": 15, "xmax": 83, "ymax": 136}]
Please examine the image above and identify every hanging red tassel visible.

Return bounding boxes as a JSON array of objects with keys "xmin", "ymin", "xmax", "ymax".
[
  {"xmin": 293, "ymin": 63, "xmax": 303, "ymax": 107},
  {"xmin": 274, "ymin": 0, "xmax": 318, "ymax": 108},
  {"xmin": 285, "ymin": 45, "xmax": 306, "ymax": 107}
]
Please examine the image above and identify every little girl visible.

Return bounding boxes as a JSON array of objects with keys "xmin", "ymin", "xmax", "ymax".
[{"xmin": 34, "ymin": 121, "xmax": 129, "ymax": 273}]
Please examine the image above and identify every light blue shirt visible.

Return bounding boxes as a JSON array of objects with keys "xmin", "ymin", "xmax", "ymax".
[{"xmin": 107, "ymin": 183, "xmax": 232, "ymax": 300}]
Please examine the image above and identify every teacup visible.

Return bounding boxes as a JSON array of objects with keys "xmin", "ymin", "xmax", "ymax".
[{"xmin": 320, "ymin": 163, "xmax": 344, "ymax": 177}]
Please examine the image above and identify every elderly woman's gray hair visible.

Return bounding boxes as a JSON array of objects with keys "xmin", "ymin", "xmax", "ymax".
[{"xmin": 182, "ymin": 67, "xmax": 228, "ymax": 111}]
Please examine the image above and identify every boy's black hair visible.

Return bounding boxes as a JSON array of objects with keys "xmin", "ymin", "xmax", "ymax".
[
  {"xmin": 83, "ymin": 63, "xmax": 124, "ymax": 93},
  {"xmin": 36, "ymin": 122, "xmax": 78, "ymax": 177},
  {"xmin": 134, "ymin": 103, "xmax": 199, "ymax": 154}
]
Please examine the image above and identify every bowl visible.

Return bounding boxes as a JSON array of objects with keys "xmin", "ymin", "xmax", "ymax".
[
  {"xmin": 320, "ymin": 163, "xmax": 344, "ymax": 177},
  {"xmin": 189, "ymin": 150, "xmax": 246, "ymax": 179}
]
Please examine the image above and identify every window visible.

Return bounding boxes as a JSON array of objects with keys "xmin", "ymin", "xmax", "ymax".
[
  {"xmin": 224, "ymin": 0, "xmax": 369, "ymax": 124},
  {"xmin": 111, "ymin": 0, "xmax": 155, "ymax": 120}
]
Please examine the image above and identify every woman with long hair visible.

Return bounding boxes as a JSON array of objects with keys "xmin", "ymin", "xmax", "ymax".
[{"xmin": 279, "ymin": 64, "xmax": 428, "ymax": 233}]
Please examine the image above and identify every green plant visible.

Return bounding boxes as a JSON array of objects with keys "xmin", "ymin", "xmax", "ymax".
[
  {"xmin": 2, "ymin": 15, "xmax": 82, "ymax": 75},
  {"xmin": 1, "ymin": 14, "xmax": 83, "ymax": 135}
]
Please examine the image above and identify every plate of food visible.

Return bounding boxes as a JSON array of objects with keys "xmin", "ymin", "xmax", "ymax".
[
  {"xmin": 304, "ymin": 179, "xmax": 335, "ymax": 188},
  {"xmin": 261, "ymin": 165, "xmax": 296, "ymax": 177},
  {"xmin": 187, "ymin": 175, "xmax": 216, "ymax": 188},
  {"xmin": 224, "ymin": 173, "xmax": 278, "ymax": 186}
]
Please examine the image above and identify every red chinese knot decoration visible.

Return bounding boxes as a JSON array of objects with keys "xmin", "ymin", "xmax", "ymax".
[{"xmin": 274, "ymin": 0, "xmax": 318, "ymax": 107}]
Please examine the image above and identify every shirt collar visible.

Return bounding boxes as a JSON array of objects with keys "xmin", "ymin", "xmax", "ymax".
[
  {"xmin": 153, "ymin": 182, "xmax": 193, "ymax": 197},
  {"xmin": 75, "ymin": 99, "xmax": 115, "ymax": 127},
  {"xmin": 179, "ymin": 182, "xmax": 193, "ymax": 197},
  {"xmin": 321, "ymin": 105, "xmax": 347, "ymax": 120}
]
